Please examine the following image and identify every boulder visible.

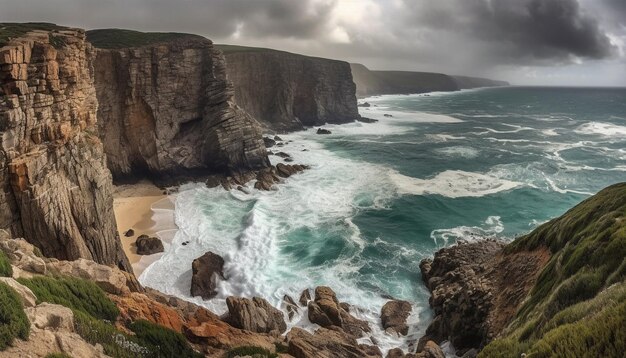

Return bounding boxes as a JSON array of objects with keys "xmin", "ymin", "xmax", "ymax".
[
  {"xmin": 380, "ymin": 300, "xmax": 412, "ymax": 335},
  {"xmin": 47, "ymin": 258, "xmax": 131, "ymax": 295},
  {"xmin": 307, "ymin": 286, "xmax": 370, "ymax": 337},
  {"xmin": 135, "ymin": 235, "xmax": 164, "ymax": 255},
  {"xmin": 0, "ymin": 277, "xmax": 37, "ymax": 307},
  {"xmin": 299, "ymin": 289, "xmax": 312, "ymax": 306},
  {"xmin": 357, "ymin": 117, "xmax": 378, "ymax": 123},
  {"xmin": 124, "ymin": 229, "xmax": 135, "ymax": 237},
  {"xmin": 26, "ymin": 303, "xmax": 74, "ymax": 331},
  {"xmin": 225, "ymin": 296, "xmax": 287, "ymax": 334},
  {"xmin": 287, "ymin": 327, "xmax": 379, "ymax": 358},
  {"xmin": 0, "ymin": 233, "xmax": 47, "ymax": 275},
  {"xmin": 275, "ymin": 151, "xmax": 291, "ymax": 159},
  {"xmin": 316, "ymin": 128, "xmax": 332, "ymax": 135},
  {"xmin": 283, "ymin": 294, "xmax": 299, "ymax": 321},
  {"xmin": 190, "ymin": 251, "xmax": 225, "ymax": 299},
  {"xmin": 263, "ymin": 137, "xmax": 276, "ymax": 148},
  {"xmin": 358, "ymin": 102, "xmax": 371, "ymax": 107},
  {"xmin": 274, "ymin": 135, "xmax": 283, "ymax": 141}
]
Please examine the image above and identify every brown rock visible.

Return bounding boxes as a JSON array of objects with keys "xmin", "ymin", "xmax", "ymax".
[
  {"xmin": 299, "ymin": 288, "xmax": 312, "ymax": 306},
  {"xmin": 135, "ymin": 235, "xmax": 164, "ymax": 255},
  {"xmin": 307, "ymin": 286, "xmax": 370, "ymax": 338},
  {"xmin": 109, "ymin": 292, "xmax": 185, "ymax": 333},
  {"xmin": 381, "ymin": 300, "xmax": 412, "ymax": 335},
  {"xmin": 283, "ymin": 294, "xmax": 299, "ymax": 321},
  {"xmin": 0, "ymin": 277, "xmax": 37, "ymax": 308},
  {"xmin": 287, "ymin": 327, "xmax": 379, "ymax": 358},
  {"xmin": 190, "ymin": 251, "xmax": 225, "ymax": 299},
  {"xmin": 225, "ymin": 296, "xmax": 287, "ymax": 334}
]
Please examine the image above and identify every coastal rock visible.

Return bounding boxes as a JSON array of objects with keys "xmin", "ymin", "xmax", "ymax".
[
  {"xmin": 26, "ymin": 303, "xmax": 74, "ymax": 331},
  {"xmin": 0, "ymin": 27, "xmax": 131, "ymax": 272},
  {"xmin": 124, "ymin": 229, "xmax": 135, "ymax": 237},
  {"xmin": 380, "ymin": 300, "xmax": 412, "ymax": 336},
  {"xmin": 282, "ymin": 294, "xmax": 299, "ymax": 321},
  {"xmin": 254, "ymin": 164, "xmax": 308, "ymax": 191},
  {"xmin": 287, "ymin": 327, "xmax": 380, "ymax": 358},
  {"xmin": 0, "ymin": 232, "xmax": 47, "ymax": 275},
  {"xmin": 225, "ymin": 296, "xmax": 287, "ymax": 334},
  {"xmin": 109, "ymin": 292, "xmax": 185, "ymax": 333},
  {"xmin": 299, "ymin": 289, "xmax": 312, "ymax": 306},
  {"xmin": 307, "ymin": 286, "xmax": 370, "ymax": 338},
  {"xmin": 219, "ymin": 46, "xmax": 360, "ymax": 131},
  {"xmin": 263, "ymin": 137, "xmax": 276, "ymax": 148},
  {"xmin": 358, "ymin": 102, "xmax": 371, "ymax": 107},
  {"xmin": 0, "ymin": 277, "xmax": 37, "ymax": 307},
  {"xmin": 316, "ymin": 128, "xmax": 332, "ymax": 135},
  {"xmin": 135, "ymin": 235, "xmax": 164, "ymax": 255},
  {"xmin": 190, "ymin": 251, "xmax": 225, "ymax": 299},
  {"xmin": 90, "ymin": 31, "xmax": 269, "ymax": 183},
  {"xmin": 419, "ymin": 239, "xmax": 550, "ymax": 354},
  {"xmin": 47, "ymin": 258, "xmax": 133, "ymax": 295}
]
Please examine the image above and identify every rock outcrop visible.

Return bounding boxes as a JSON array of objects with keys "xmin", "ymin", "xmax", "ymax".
[
  {"xmin": 419, "ymin": 239, "xmax": 550, "ymax": 355},
  {"xmin": 135, "ymin": 235, "xmax": 163, "ymax": 255},
  {"xmin": 88, "ymin": 30, "xmax": 269, "ymax": 183},
  {"xmin": 225, "ymin": 296, "xmax": 287, "ymax": 334},
  {"xmin": 350, "ymin": 63, "xmax": 508, "ymax": 97},
  {"xmin": 190, "ymin": 251, "xmax": 225, "ymax": 299},
  {"xmin": 0, "ymin": 26, "xmax": 131, "ymax": 271},
  {"xmin": 218, "ymin": 45, "xmax": 360, "ymax": 132},
  {"xmin": 307, "ymin": 286, "xmax": 370, "ymax": 338},
  {"xmin": 287, "ymin": 327, "xmax": 380, "ymax": 358},
  {"xmin": 380, "ymin": 300, "xmax": 412, "ymax": 336}
]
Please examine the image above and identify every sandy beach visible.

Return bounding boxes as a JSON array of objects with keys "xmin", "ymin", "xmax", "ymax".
[{"xmin": 113, "ymin": 180, "xmax": 176, "ymax": 277}]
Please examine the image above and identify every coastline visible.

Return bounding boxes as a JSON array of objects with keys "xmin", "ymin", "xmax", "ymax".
[{"xmin": 112, "ymin": 180, "xmax": 176, "ymax": 277}]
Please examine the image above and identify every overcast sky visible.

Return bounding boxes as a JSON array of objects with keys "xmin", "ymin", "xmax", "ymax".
[{"xmin": 1, "ymin": 0, "xmax": 625, "ymax": 86}]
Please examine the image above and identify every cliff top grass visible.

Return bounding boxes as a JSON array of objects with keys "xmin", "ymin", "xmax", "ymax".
[
  {"xmin": 0, "ymin": 22, "xmax": 68, "ymax": 47},
  {"xmin": 479, "ymin": 182, "xmax": 626, "ymax": 357},
  {"xmin": 216, "ymin": 44, "xmax": 287, "ymax": 54},
  {"xmin": 86, "ymin": 29, "xmax": 206, "ymax": 49}
]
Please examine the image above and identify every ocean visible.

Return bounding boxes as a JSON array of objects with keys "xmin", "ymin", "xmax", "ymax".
[{"xmin": 139, "ymin": 86, "xmax": 626, "ymax": 352}]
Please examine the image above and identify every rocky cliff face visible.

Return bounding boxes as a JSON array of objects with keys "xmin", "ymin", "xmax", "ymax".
[
  {"xmin": 0, "ymin": 27, "xmax": 131, "ymax": 271},
  {"xmin": 350, "ymin": 63, "xmax": 509, "ymax": 97},
  {"xmin": 89, "ymin": 32, "xmax": 269, "ymax": 182},
  {"xmin": 218, "ymin": 45, "xmax": 360, "ymax": 132}
]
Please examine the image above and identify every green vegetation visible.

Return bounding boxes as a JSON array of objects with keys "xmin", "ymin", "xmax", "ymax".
[
  {"xmin": 479, "ymin": 183, "xmax": 626, "ymax": 357},
  {"xmin": 86, "ymin": 29, "xmax": 204, "ymax": 49},
  {"xmin": 0, "ymin": 22, "xmax": 67, "ymax": 47},
  {"xmin": 225, "ymin": 346, "xmax": 278, "ymax": 358},
  {"xmin": 0, "ymin": 251, "xmax": 12, "ymax": 277},
  {"xmin": 45, "ymin": 353, "xmax": 72, "ymax": 358},
  {"xmin": 0, "ymin": 282, "xmax": 30, "ymax": 350},
  {"xmin": 216, "ymin": 44, "xmax": 285, "ymax": 54},
  {"xmin": 18, "ymin": 276, "xmax": 119, "ymax": 320},
  {"xmin": 128, "ymin": 320, "xmax": 202, "ymax": 358}
]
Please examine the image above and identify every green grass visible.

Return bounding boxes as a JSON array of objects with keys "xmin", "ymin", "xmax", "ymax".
[
  {"xmin": 17, "ymin": 276, "xmax": 119, "ymax": 321},
  {"xmin": 86, "ymin": 29, "xmax": 205, "ymax": 49},
  {"xmin": 0, "ymin": 251, "xmax": 12, "ymax": 277},
  {"xmin": 0, "ymin": 22, "xmax": 67, "ymax": 47},
  {"xmin": 225, "ymin": 346, "xmax": 277, "ymax": 358},
  {"xmin": 479, "ymin": 182, "xmax": 626, "ymax": 357},
  {"xmin": 128, "ymin": 320, "xmax": 202, "ymax": 358},
  {"xmin": 0, "ymin": 282, "xmax": 29, "ymax": 350}
]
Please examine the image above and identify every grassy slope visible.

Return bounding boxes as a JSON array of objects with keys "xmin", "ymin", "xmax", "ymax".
[
  {"xmin": 0, "ymin": 22, "xmax": 68, "ymax": 47},
  {"xmin": 480, "ymin": 183, "xmax": 626, "ymax": 357},
  {"xmin": 86, "ymin": 29, "xmax": 205, "ymax": 49}
]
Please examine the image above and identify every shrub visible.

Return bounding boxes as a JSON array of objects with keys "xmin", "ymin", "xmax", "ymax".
[
  {"xmin": 0, "ymin": 282, "xmax": 30, "ymax": 350},
  {"xmin": 225, "ymin": 346, "xmax": 278, "ymax": 358},
  {"xmin": 0, "ymin": 251, "xmax": 12, "ymax": 277},
  {"xmin": 18, "ymin": 276, "xmax": 119, "ymax": 321},
  {"xmin": 128, "ymin": 320, "xmax": 202, "ymax": 358},
  {"xmin": 545, "ymin": 269, "xmax": 603, "ymax": 318}
]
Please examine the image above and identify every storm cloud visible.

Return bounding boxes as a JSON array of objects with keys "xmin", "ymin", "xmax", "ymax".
[{"xmin": 0, "ymin": 0, "xmax": 624, "ymax": 85}]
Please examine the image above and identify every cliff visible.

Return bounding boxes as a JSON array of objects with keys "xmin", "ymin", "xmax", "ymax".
[
  {"xmin": 350, "ymin": 63, "xmax": 509, "ymax": 97},
  {"xmin": 217, "ymin": 45, "xmax": 360, "ymax": 132},
  {"xmin": 420, "ymin": 183, "xmax": 626, "ymax": 357},
  {"xmin": 0, "ymin": 24, "xmax": 131, "ymax": 271},
  {"xmin": 87, "ymin": 30, "xmax": 269, "ymax": 182}
]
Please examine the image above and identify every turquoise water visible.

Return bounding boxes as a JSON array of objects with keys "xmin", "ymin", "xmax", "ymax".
[{"xmin": 140, "ymin": 87, "xmax": 626, "ymax": 351}]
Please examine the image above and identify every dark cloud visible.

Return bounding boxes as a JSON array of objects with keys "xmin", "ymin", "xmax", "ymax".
[{"xmin": 404, "ymin": 0, "xmax": 616, "ymax": 62}]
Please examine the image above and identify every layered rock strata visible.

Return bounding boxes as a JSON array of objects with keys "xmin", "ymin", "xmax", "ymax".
[
  {"xmin": 90, "ymin": 33, "xmax": 270, "ymax": 182},
  {"xmin": 0, "ymin": 28, "xmax": 131, "ymax": 271},
  {"xmin": 218, "ymin": 45, "xmax": 361, "ymax": 132}
]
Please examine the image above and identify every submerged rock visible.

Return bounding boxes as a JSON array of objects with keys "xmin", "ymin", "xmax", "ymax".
[
  {"xmin": 381, "ymin": 300, "xmax": 412, "ymax": 336},
  {"xmin": 263, "ymin": 137, "xmax": 276, "ymax": 148},
  {"xmin": 225, "ymin": 296, "xmax": 287, "ymax": 334},
  {"xmin": 190, "ymin": 251, "xmax": 226, "ymax": 299},
  {"xmin": 135, "ymin": 235, "xmax": 164, "ymax": 255},
  {"xmin": 316, "ymin": 128, "xmax": 332, "ymax": 135},
  {"xmin": 358, "ymin": 102, "xmax": 371, "ymax": 107}
]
